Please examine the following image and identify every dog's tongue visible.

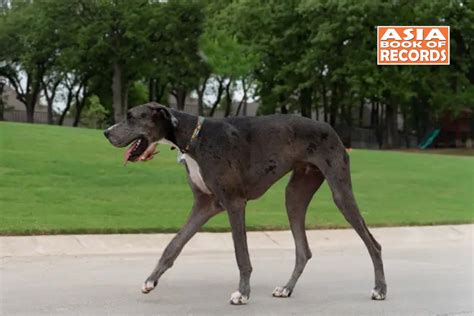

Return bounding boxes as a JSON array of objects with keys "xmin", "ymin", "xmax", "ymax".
[{"xmin": 124, "ymin": 139, "xmax": 139, "ymax": 165}]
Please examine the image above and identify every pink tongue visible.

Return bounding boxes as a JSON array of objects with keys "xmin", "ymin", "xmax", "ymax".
[{"xmin": 124, "ymin": 140, "xmax": 139, "ymax": 165}]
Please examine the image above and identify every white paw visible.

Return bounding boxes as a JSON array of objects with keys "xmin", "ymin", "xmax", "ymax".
[
  {"xmin": 371, "ymin": 288, "xmax": 386, "ymax": 300},
  {"xmin": 141, "ymin": 280, "xmax": 156, "ymax": 294},
  {"xmin": 272, "ymin": 286, "xmax": 292, "ymax": 298},
  {"xmin": 230, "ymin": 291, "xmax": 248, "ymax": 305}
]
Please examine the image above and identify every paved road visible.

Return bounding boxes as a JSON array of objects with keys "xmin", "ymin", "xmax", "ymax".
[{"xmin": 1, "ymin": 225, "xmax": 473, "ymax": 315}]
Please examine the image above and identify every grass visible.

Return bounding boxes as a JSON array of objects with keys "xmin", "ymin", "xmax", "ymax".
[{"xmin": 0, "ymin": 121, "xmax": 473, "ymax": 235}]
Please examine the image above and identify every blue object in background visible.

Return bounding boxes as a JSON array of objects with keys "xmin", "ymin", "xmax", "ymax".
[{"xmin": 419, "ymin": 128, "xmax": 441, "ymax": 149}]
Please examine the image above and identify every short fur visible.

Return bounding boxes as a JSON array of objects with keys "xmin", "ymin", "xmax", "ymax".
[{"xmin": 104, "ymin": 102, "xmax": 387, "ymax": 304}]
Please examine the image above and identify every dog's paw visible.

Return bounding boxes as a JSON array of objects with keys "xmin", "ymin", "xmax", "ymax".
[
  {"xmin": 272, "ymin": 286, "xmax": 292, "ymax": 298},
  {"xmin": 229, "ymin": 291, "xmax": 249, "ymax": 305},
  {"xmin": 141, "ymin": 280, "xmax": 157, "ymax": 294},
  {"xmin": 371, "ymin": 287, "xmax": 386, "ymax": 300}
]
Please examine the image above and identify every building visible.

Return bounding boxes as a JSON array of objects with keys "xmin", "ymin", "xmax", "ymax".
[
  {"xmin": 1, "ymin": 84, "xmax": 50, "ymax": 123},
  {"xmin": 0, "ymin": 82, "xmax": 75, "ymax": 125}
]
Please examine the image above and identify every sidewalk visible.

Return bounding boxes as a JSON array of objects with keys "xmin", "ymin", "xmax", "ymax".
[
  {"xmin": 1, "ymin": 224, "xmax": 472, "ymax": 257},
  {"xmin": 1, "ymin": 225, "xmax": 472, "ymax": 315}
]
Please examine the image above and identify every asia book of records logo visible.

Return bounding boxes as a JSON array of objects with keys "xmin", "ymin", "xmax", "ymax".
[{"xmin": 377, "ymin": 26, "xmax": 450, "ymax": 65}]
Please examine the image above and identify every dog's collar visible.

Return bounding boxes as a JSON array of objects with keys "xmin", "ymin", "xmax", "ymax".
[{"xmin": 182, "ymin": 116, "xmax": 205, "ymax": 153}]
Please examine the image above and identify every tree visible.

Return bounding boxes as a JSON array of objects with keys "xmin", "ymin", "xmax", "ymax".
[
  {"xmin": 201, "ymin": 7, "xmax": 259, "ymax": 117},
  {"xmin": 0, "ymin": 1, "xmax": 60, "ymax": 122},
  {"xmin": 81, "ymin": 95, "xmax": 109, "ymax": 129},
  {"xmin": 41, "ymin": 73, "xmax": 63, "ymax": 124}
]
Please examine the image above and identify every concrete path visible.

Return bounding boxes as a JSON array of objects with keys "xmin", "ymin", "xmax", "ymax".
[{"xmin": 1, "ymin": 225, "xmax": 473, "ymax": 315}]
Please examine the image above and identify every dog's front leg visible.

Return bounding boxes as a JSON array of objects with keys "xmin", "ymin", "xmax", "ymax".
[
  {"xmin": 225, "ymin": 200, "xmax": 252, "ymax": 305},
  {"xmin": 142, "ymin": 195, "xmax": 222, "ymax": 294}
]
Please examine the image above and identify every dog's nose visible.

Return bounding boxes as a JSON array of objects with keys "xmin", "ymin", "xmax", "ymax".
[{"xmin": 103, "ymin": 129, "xmax": 110, "ymax": 138}]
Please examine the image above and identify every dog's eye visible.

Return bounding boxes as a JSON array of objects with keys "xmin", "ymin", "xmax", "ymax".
[{"xmin": 127, "ymin": 112, "xmax": 133, "ymax": 120}]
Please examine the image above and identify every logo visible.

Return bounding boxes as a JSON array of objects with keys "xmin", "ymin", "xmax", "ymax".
[{"xmin": 377, "ymin": 26, "xmax": 450, "ymax": 65}]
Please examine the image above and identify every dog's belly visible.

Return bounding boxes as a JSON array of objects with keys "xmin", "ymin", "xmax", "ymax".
[
  {"xmin": 182, "ymin": 154, "xmax": 212, "ymax": 194},
  {"xmin": 245, "ymin": 164, "xmax": 294, "ymax": 200}
]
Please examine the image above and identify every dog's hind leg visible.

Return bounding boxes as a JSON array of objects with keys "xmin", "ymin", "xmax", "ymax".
[
  {"xmin": 272, "ymin": 164, "xmax": 324, "ymax": 298},
  {"xmin": 141, "ymin": 193, "xmax": 222, "ymax": 294},
  {"xmin": 319, "ymin": 151, "xmax": 387, "ymax": 300}
]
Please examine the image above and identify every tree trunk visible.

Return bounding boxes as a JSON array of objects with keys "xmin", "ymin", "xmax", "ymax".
[
  {"xmin": 148, "ymin": 78, "xmax": 157, "ymax": 102},
  {"xmin": 299, "ymin": 87, "xmax": 312, "ymax": 118},
  {"xmin": 112, "ymin": 62, "xmax": 127, "ymax": 123},
  {"xmin": 0, "ymin": 83, "xmax": 5, "ymax": 121},
  {"xmin": 197, "ymin": 89, "xmax": 205, "ymax": 116},
  {"xmin": 322, "ymin": 81, "xmax": 328, "ymax": 122},
  {"xmin": 172, "ymin": 86, "xmax": 187, "ymax": 111},
  {"xmin": 209, "ymin": 78, "xmax": 225, "ymax": 117},
  {"xmin": 26, "ymin": 108, "xmax": 34, "ymax": 123},
  {"xmin": 26, "ymin": 66, "xmax": 46, "ymax": 123},
  {"xmin": 58, "ymin": 88, "xmax": 74, "ymax": 126},
  {"xmin": 25, "ymin": 97, "xmax": 36, "ymax": 123},
  {"xmin": 329, "ymin": 84, "xmax": 338, "ymax": 127},
  {"xmin": 25, "ymin": 77, "xmax": 42, "ymax": 123},
  {"xmin": 235, "ymin": 79, "xmax": 248, "ymax": 116},
  {"xmin": 383, "ymin": 102, "xmax": 400, "ymax": 149},
  {"xmin": 370, "ymin": 101, "xmax": 376, "ymax": 128},
  {"xmin": 224, "ymin": 79, "xmax": 233, "ymax": 117},
  {"xmin": 73, "ymin": 83, "xmax": 87, "ymax": 127},
  {"xmin": 358, "ymin": 98, "xmax": 364, "ymax": 127},
  {"xmin": 47, "ymin": 100, "xmax": 54, "ymax": 124},
  {"xmin": 196, "ymin": 76, "xmax": 209, "ymax": 116},
  {"xmin": 401, "ymin": 107, "xmax": 410, "ymax": 148},
  {"xmin": 43, "ymin": 79, "xmax": 61, "ymax": 125}
]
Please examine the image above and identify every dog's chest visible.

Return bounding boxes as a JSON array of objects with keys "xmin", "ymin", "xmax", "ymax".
[{"xmin": 179, "ymin": 153, "xmax": 212, "ymax": 194}]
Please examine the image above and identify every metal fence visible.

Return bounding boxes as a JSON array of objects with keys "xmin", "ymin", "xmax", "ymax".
[
  {"xmin": 349, "ymin": 127, "xmax": 378, "ymax": 149},
  {"xmin": 3, "ymin": 109, "xmax": 418, "ymax": 149}
]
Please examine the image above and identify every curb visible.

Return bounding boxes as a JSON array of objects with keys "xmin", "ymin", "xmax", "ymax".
[{"xmin": 1, "ymin": 224, "xmax": 472, "ymax": 258}]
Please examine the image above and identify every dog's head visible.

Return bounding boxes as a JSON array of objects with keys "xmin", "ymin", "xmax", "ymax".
[{"xmin": 104, "ymin": 102, "xmax": 178, "ymax": 163}]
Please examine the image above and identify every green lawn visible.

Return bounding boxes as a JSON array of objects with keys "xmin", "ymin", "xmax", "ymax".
[{"xmin": 0, "ymin": 121, "xmax": 473, "ymax": 235}]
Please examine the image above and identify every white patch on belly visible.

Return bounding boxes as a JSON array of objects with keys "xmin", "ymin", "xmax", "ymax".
[
  {"xmin": 157, "ymin": 139, "xmax": 212, "ymax": 194},
  {"xmin": 182, "ymin": 153, "xmax": 212, "ymax": 194}
]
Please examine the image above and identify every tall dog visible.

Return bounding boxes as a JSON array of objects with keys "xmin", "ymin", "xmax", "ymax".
[{"xmin": 104, "ymin": 102, "xmax": 387, "ymax": 305}]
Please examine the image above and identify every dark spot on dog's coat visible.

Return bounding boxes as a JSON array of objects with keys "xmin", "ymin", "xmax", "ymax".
[
  {"xmin": 306, "ymin": 142, "xmax": 317, "ymax": 154},
  {"xmin": 264, "ymin": 164, "xmax": 276, "ymax": 174},
  {"xmin": 320, "ymin": 133, "xmax": 328, "ymax": 141},
  {"xmin": 325, "ymin": 159, "xmax": 332, "ymax": 167}
]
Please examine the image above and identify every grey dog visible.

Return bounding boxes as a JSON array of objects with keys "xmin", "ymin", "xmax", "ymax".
[{"xmin": 104, "ymin": 102, "xmax": 387, "ymax": 305}]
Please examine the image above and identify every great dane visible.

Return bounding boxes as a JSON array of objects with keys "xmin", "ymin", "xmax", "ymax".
[{"xmin": 104, "ymin": 102, "xmax": 387, "ymax": 304}]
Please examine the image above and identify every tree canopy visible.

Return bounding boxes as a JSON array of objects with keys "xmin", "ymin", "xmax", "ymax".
[{"xmin": 0, "ymin": 0, "xmax": 472, "ymax": 148}]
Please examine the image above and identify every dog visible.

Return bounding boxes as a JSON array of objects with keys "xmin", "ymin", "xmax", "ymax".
[{"xmin": 104, "ymin": 102, "xmax": 387, "ymax": 304}]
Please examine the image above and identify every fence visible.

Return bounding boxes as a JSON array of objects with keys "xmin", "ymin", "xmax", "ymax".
[
  {"xmin": 3, "ymin": 109, "xmax": 418, "ymax": 149},
  {"xmin": 3, "ymin": 110, "xmax": 74, "ymax": 126},
  {"xmin": 339, "ymin": 126, "xmax": 418, "ymax": 149}
]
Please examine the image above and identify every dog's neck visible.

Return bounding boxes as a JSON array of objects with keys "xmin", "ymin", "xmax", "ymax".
[{"xmin": 165, "ymin": 110, "xmax": 201, "ymax": 153}]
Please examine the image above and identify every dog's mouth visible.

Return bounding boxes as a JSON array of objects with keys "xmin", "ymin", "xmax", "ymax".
[{"xmin": 123, "ymin": 136, "xmax": 157, "ymax": 164}]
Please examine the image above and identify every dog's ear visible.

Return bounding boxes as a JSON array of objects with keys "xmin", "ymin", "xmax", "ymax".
[{"xmin": 150, "ymin": 104, "xmax": 178, "ymax": 128}]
